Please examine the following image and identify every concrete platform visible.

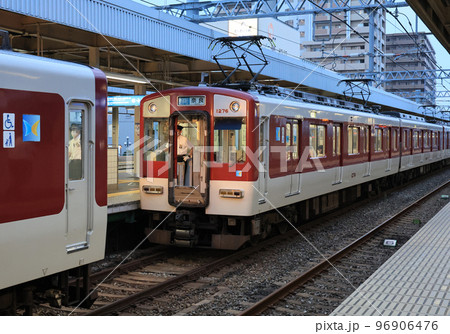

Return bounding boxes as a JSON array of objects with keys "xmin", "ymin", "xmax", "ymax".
[
  {"xmin": 331, "ymin": 201, "xmax": 450, "ymax": 316},
  {"xmin": 107, "ymin": 170, "xmax": 140, "ymax": 214}
]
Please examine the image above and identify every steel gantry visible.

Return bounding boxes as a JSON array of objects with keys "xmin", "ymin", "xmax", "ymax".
[
  {"xmin": 345, "ymin": 69, "xmax": 450, "ymax": 83},
  {"xmin": 155, "ymin": 0, "xmax": 409, "ymax": 22}
]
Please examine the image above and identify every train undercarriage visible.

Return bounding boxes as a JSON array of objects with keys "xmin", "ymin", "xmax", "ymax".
[{"xmin": 145, "ymin": 161, "xmax": 448, "ymax": 250}]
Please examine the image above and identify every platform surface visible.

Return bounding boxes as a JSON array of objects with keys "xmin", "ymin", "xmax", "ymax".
[
  {"xmin": 107, "ymin": 170, "xmax": 140, "ymax": 214},
  {"xmin": 331, "ymin": 201, "xmax": 450, "ymax": 316}
]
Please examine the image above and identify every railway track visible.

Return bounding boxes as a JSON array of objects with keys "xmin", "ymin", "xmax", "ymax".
[
  {"xmin": 239, "ymin": 180, "xmax": 450, "ymax": 316},
  {"xmin": 35, "ymin": 170, "xmax": 449, "ymax": 316}
]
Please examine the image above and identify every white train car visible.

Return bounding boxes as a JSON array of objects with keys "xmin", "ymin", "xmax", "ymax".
[
  {"xmin": 0, "ymin": 48, "xmax": 108, "ymax": 314},
  {"xmin": 139, "ymin": 86, "xmax": 449, "ymax": 250}
]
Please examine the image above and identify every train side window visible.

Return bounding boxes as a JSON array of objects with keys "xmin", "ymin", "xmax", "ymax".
[
  {"xmin": 310, "ymin": 124, "xmax": 326, "ymax": 157},
  {"xmin": 332, "ymin": 124, "xmax": 341, "ymax": 156},
  {"xmin": 214, "ymin": 118, "xmax": 246, "ymax": 163},
  {"xmin": 348, "ymin": 126, "xmax": 359, "ymax": 154},
  {"xmin": 432, "ymin": 132, "xmax": 437, "ymax": 147},
  {"xmin": 143, "ymin": 118, "xmax": 169, "ymax": 162},
  {"xmin": 292, "ymin": 121, "xmax": 299, "ymax": 159}
]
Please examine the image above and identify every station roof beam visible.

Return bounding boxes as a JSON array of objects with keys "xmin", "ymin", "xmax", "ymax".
[{"xmin": 406, "ymin": 0, "xmax": 450, "ymax": 53}]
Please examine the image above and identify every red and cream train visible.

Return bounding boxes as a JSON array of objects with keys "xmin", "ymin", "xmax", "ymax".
[
  {"xmin": 0, "ymin": 49, "xmax": 108, "ymax": 313},
  {"xmin": 140, "ymin": 86, "xmax": 450, "ymax": 250}
]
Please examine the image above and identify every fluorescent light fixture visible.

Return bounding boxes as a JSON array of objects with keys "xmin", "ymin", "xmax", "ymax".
[
  {"xmin": 105, "ymin": 72, "xmax": 149, "ymax": 85},
  {"xmin": 105, "ymin": 71, "xmax": 187, "ymax": 87}
]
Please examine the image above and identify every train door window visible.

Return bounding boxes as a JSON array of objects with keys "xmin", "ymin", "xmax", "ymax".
[
  {"xmin": 68, "ymin": 110, "xmax": 84, "ymax": 180},
  {"xmin": 363, "ymin": 127, "xmax": 370, "ymax": 153},
  {"xmin": 393, "ymin": 129, "xmax": 398, "ymax": 151},
  {"xmin": 214, "ymin": 118, "xmax": 246, "ymax": 163},
  {"xmin": 432, "ymin": 132, "xmax": 437, "ymax": 148},
  {"xmin": 424, "ymin": 131, "xmax": 429, "ymax": 148},
  {"xmin": 332, "ymin": 124, "xmax": 341, "ymax": 156},
  {"xmin": 403, "ymin": 129, "xmax": 409, "ymax": 150},
  {"xmin": 348, "ymin": 126, "xmax": 359, "ymax": 155},
  {"xmin": 292, "ymin": 121, "xmax": 299, "ymax": 159},
  {"xmin": 386, "ymin": 129, "xmax": 390, "ymax": 151},
  {"xmin": 286, "ymin": 122, "xmax": 291, "ymax": 161},
  {"xmin": 143, "ymin": 118, "xmax": 169, "ymax": 162},
  {"xmin": 413, "ymin": 131, "xmax": 419, "ymax": 149},
  {"xmin": 310, "ymin": 124, "xmax": 326, "ymax": 157},
  {"xmin": 374, "ymin": 128, "xmax": 382, "ymax": 152}
]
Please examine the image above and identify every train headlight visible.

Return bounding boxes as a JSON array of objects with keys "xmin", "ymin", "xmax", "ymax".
[
  {"xmin": 230, "ymin": 101, "xmax": 240, "ymax": 113},
  {"xmin": 149, "ymin": 103, "xmax": 157, "ymax": 113},
  {"xmin": 142, "ymin": 185, "xmax": 163, "ymax": 194},
  {"xmin": 219, "ymin": 189, "xmax": 244, "ymax": 198}
]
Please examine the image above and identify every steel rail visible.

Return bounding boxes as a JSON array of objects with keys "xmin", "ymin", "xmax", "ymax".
[
  {"xmin": 239, "ymin": 179, "xmax": 450, "ymax": 316},
  {"xmin": 83, "ymin": 230, "xmax": 297, "ymax": 316}
]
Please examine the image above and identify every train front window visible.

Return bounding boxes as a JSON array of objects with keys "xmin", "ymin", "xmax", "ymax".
[
  {"xmin": 143, "ymin": 118, "xmax": 169, "ymax": 162},
  {"xmin": 214, "ymin": 118, "xmax": 246, "ymax": 163}
]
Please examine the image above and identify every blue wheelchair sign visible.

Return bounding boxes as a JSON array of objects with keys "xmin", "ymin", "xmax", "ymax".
[{"xmin": 3, "ymin": 113, "xmax": 15, "ymax": 131}]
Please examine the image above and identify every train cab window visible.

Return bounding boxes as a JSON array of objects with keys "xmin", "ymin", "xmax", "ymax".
[
  {"xmin": 332, "ymin": 124, "xmax": 341, "ymax": 156},
  {"xmin": 374, "ymin": 128, "xmax": 383, "ymax": 152},
  {"xmin": 214, "ymin": 118, "xmax": 246, "ymax": 163},
  {"xmin": 143, "ymin": 119, "xmax": 169, "ymax": 162},
  {"xmin": 310, "ymin": 124, "xmax": 326, "ymax": 157},
  {"xmin": 348, "ymin": 126, "xmax": 359, "ymax": 155}
]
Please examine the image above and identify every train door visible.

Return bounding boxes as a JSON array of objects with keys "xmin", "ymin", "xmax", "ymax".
[
  {"xmin": 258, "ymin": 117, "xmax": 268, "ymax": 202},
  {"xmin": 289, "ymin": 120, "xmax": 301, "ymax": 195},
  {"xmin": 66, "ymin": 102, "xmax": 93, "ymax": 253},
  {"xmin": 168, "ymin": 112, "xmax": 210, "ymax": 207},
  {"xmin": 333, "ymin": 124, "xmax": 343, "ymax": 184}
]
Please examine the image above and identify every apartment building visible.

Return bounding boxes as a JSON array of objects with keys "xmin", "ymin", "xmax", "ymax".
[
  {"xmin": 300, "ymin": 4, "xmax": 386, "ymax": 75},
  {"xmin": 385, "ymin": 32, "xmax": 436, "ymax": 105}
]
